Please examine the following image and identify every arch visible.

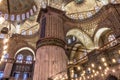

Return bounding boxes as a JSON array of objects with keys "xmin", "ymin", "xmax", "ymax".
[
  {"xmin": 14, "ymin": 47, "xmax": 35, "ymax": 60},
  {"xmin": 94, "ymin": 28, "xmax": 111, "ymax": 48},
  {"xmin": 66, "ymin": 28, "xmax": 94, "ymax": 50}
]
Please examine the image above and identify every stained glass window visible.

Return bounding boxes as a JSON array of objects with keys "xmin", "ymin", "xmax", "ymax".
[
  {"xmin": 16, "ymin": 54, "xmax": 23, "ymax": 63},
  {"xmin": 21, "ymin": 30, "xmax": 26, "ymax": 35},
  {"xmin": 87, "ymin": 12, "xmax": 92, "ymax": 18},
  {"xmin": 0, "ymin": 72, "xmax": 3, "ymax": 78},
  {"xmin": 67, "ymin": 39, "xmax": 72, "ymax": 44},
  {"xmin": 26, "ymin": 55, "xmax": 32, "ymax": 64},
  {"xmin": 3, "ymin": 53, "xmax": 9, "ymax": 61},
  {"xmin": 29, "ymin": 30, "xmax": 32, "ymax": 35},
  {"xmin": 108, "ymin": 34, "xmax": 117, "ymax": 46},
  {"xmin": 23, "ymin": 73, "xmax": 29, "ymax": 80},
  {"xmin": 67, "ymin": 36, "xmax": 76, "ymax": 44},
  {"xmin": 78, "ymin": 15, "xmax": 83, "ymax": 20},
  {"xmin": 14, "ymin": 72, "xmax": 20, "ymax": 79},
  {"xmin": 0, "ymin": 34, "xmax": 5, "ymax": 39}
]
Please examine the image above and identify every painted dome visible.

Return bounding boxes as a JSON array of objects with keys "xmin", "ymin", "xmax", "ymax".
[{"xmin": 0, "ymin": 0, "xmax": 37, "ymax": 21}]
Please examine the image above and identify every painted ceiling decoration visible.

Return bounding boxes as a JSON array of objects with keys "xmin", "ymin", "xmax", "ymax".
[
  {"xmin": 34, "ymin": 0, "xmax": 120, "ymax": 20},
  {"xmin": 0, "ymin": 0, "xmax": 119, "ymax": 23},
  {"xmin": 0, "ymin": 0, "xmax": 119, "ymax": 36},
  {"xmin": 0, "ymin": 0, "xmax": 37, "ymax": 22},
  {"xmin": 65, "ymin": 0, "xmax": 120, "ymax": 20}
]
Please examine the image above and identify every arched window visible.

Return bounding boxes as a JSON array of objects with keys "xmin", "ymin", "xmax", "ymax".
[
  {"xmin": 26, "ymin": 55, "xmax": 32, "ymax": 64},
  {"xmin": 101, "ymin": 0, "xmax": 109, "ymax": 5},
  {"xmin": 67, "ymin": 39, "xmax": 72, "ymax": 44},
  {"xmin": 87, "ymin": 12, "xmax": 92, "ymax": 18},
  {"xmin": 29, "ymin": 30, "xmax": 32, "ymax": 35},
  {"xmin": 72, "ymin": 36, "xmax": 76, "ymax": 41},
  {"xmin": 71, "ymin": 15, "xmax": 75, "ymax": 19},
  {"xmin": 78, "ymin": 15, "xmax": 83, "ymax": 20},
  {"xmin": 0, "ymin": 72, "xmax": 3, "ymax": 79},
  {"xmin": 21, "ymin": 30, "xmax": 26, "ymax": 35},
  {"xmin": 3, "ymin": 53, "xmax": 9, "ymax": 61},
  {"xmin": 66, "ymin": 36, "xmax": 76, "ymax": 44},
  {"xmin": 95, "ymin": 6, "xmax": 100, "ymax": 12},
  {"xmin": 108, "ymin": 34, "xmax": 117, "ymax": 46},
  {"xmin": 111, "ymin": 0, "xmax": 115, "ymax": 3},
  {"xmin": 16, "ymin": 24, "xmax": 20, "ymax": 33},
  {"xmin": 16, "ymin": 54, "xmax": 23, "ymax": 63},
  {"xmin": 84, "ymin": 49, "xmax": 87, "ymax": 56},
  {"xmin": 0, "ymin": 34, "xmax": 5, "ymax": 39}
]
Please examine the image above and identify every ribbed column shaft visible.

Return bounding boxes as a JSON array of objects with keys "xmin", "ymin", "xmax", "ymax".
[
  {"xmin": 4, "ymin": 62, "xmax": 13, "ymax": 78},
  {"xmin": 33, "ymin": 46, "xmax": 67, "ymax": 80},
  {"xmin": 33, "ymin": 8, "xmax": 67, "ymax": 80},
  {"xmin": 45, "ymin": 15, "xmax": 64, "ymax": 40}
]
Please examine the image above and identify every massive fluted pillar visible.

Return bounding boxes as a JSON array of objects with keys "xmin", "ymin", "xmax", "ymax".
[
  {"xmin": 33, "ymin": 7, "xmax": 67, "ymax": 80},
  {"xmin": 3, "ymin": 60, "xmax": 14, "ymax": 78}
]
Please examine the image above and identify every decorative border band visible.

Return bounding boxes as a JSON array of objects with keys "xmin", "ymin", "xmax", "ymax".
[{"xmin": 37, "ymin": 38, "xmax": 66, "ymax": 49}]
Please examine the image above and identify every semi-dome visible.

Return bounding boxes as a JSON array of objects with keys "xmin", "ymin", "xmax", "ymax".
[{"xmin": 0, "ymin": 0, "xmax": 37, "ymax": 21}]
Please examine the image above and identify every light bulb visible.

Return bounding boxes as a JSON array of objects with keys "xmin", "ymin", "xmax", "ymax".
[
  {"xmin": 88, "ymin": 67, "xmax": 91, "ymax": 71},
  {"xmin": 3, "ymin": 38, "xmax": 9, "ymax": 44},
  {"xmin": 112, "ymin": 59, "xmax": 116, "ymax": 63},
  {"xmin": 71, "ymin": 70, "xmax": 74, "ymax": 73},
  {"xmin": 3, "ymin": 50, "xmax": 7, "ymax": 54},
  {"xmin": 104, "ymin": 63, "xmax": 107, "ymax": 66},
  {"xmin": 62, "ymin": 77, "xmax": 65, "ymax": 80},
  {"xmin": 94, "ymin": 73, "xmax": 97, "ymax": 76},
  {"xmin": 112, "ymin": 69, "xmax": 115, "ymax": 73},
  {"xmin": 91, "ymin": 63, "xmax": 95, "ymax": 68},
  {"xmin": 1, "ymin": 55, "xmax": 4, "ymax": 61},
  {"xmin": 99, "ymin": 66, "xmax": 102, "ymax": 70},
  {"xmin": 101, "ymin": 74, "xmax": 104, "ymax": 77},
  {"xmin": 92, "ymin": 70, "xmax": 95, "ymax": 73},
  {"xmin": 96, "ymin": 71, "xmax": 99, "ymax": 74},
  {"xmin": 104, "ymin": 72, "xmax": 107, "ymax": 75},
  {"xmin": 101, "ymin": 57, "xmax": 106, "ymax": 62},
  {"xmin": 83, "ymin": 70, "xmax": 85, "ymax": 74},
  {"xmin": 3, "ymin": 45, "xmax": 8, "ymax": 50},
  {"xmin": 91, "ymin": 75, "xmax": 93, "ymax": 78},
  {"xmin": 77, "ymin": 66, "xmax": 81, "ymax": 70},
  {"xmin": 87, "ymin": 76, "xmax": 90, "ymax": 79}
]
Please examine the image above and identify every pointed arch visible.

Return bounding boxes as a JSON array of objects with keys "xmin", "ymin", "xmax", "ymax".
[
  {"xmin": 66, "ymin": 29, "xmax": 94, "ymax": 49},
  {"xmin": 94, "ymin": 28, "xmax": 111, "ymax": 48},
  {"xmin": 14, "ymin": 47, "xmax": 35, "ymax": 60}
]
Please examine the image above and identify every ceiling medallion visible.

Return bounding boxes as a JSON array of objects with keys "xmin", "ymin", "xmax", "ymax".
[{"xmin": 74, "ymin": 0, "xmax": 84, "ymax": 4}]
